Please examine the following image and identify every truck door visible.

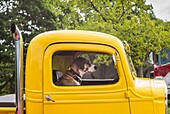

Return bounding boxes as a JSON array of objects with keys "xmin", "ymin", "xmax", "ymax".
[{"xmin": 43, "ymin": 43, "xmax": 130, "ymax": 114}]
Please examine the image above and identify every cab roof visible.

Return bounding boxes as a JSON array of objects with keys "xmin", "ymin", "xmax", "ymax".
[{"xmin": 29, "ymin": 30, "xmax": 123, "ymax": 50}]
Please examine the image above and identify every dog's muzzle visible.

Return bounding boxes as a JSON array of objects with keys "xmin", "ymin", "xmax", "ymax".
[{"xmin": 88, "ymin": 64, "xmax": 97, "ymax": 72}]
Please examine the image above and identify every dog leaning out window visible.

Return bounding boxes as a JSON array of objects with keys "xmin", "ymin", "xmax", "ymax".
[{"xmin": 52, "ymin": 51, "xmax": 119, "ymax": 86}]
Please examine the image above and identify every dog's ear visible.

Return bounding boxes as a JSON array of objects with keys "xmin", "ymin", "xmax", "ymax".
[
  {"xmin": 71, "ymin": 57, "xmax": 90, "ymax": 70},
  {"xmin": 69, "ymin": 63, "xmax": 79, "ymax": 73}
]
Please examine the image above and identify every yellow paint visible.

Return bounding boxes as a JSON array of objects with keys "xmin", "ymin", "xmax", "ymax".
[
  {"xmin": 2, "ymin": 30, "xmax": 166, "ymax": 114},
  {"xmin": 0, "ymin": 108, "xmax": 16, "ymax": 114}
]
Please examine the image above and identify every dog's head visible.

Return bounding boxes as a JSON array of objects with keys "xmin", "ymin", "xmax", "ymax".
[{"xmin": 70, "ymin": 57, "xmax": 97, "ymax": 77}]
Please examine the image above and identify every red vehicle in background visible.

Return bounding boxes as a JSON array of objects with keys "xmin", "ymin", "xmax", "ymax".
[
  {"xmin": 154, "ymin": 63, "xmax": 170, "ymax": 96},
  {"xmin": 154, "ymin": 64, "xmax": 170, "ymax": 78}
]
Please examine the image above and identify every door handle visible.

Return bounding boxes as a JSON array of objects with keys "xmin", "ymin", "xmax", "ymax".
[{"xmin": 45, "ymin": 95, "xmax": 55, "ymax": 102}]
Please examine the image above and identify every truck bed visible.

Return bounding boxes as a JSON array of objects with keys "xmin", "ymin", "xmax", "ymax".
[{"xmin": 0, "ymin": 94, "xmax": 15, "ymax": 107}]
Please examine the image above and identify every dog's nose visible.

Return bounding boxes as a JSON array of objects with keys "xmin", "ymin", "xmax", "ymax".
[{"xmin": 94, "ymin": 65, "xmax": 97, "ymax": 70}]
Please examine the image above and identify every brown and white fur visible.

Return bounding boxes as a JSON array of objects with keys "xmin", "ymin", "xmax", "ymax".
[{"xmin": 56, "ymin": 57, "xmax": 97, "ymax": 86}]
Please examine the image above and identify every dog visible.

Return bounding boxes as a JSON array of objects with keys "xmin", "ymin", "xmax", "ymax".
[{"xmin": 56, "ymin": 57, "xmax": 97, "ymax": 86}]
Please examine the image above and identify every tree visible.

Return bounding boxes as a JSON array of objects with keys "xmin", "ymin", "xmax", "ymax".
[
  {"xmin": 63, "ymin": 0, "xmax": 170, "ymax": 77},
  {"xmin": 0, "ymin": 0, "xmax": 75, "ymax": 95}
]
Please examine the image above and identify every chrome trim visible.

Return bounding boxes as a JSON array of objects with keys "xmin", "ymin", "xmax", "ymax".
[
  {"xmin": 11, "ymin": 24, "xmax": 23, "ymax": 114},
  {"xmin": 15, "ymin": 40, "xmax": 21, "ymax": 114}
]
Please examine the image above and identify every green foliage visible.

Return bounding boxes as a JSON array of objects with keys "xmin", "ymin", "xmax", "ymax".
[
  {"xmin": 0, "ymin": 63, "xmax": 15, "ymax": 95},
  {"xmin": 0, "ymin": 0, "xmax": 77, "ymax": 95},
  {"xmin": 0, "ymin": 0, "xmax": 86, "ymax": 95},
  {"xmin": 93, "ymin": 55, "xmax": 112, "ymax": 66},
  {"xmin": 73, "ymin": 0, "xmax": 170, "ymax": 72}
]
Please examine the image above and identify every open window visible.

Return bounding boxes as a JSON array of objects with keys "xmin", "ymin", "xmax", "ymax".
[{"xmin": 52, "ymin": 51, "xmax": 119, "ymax": 86}]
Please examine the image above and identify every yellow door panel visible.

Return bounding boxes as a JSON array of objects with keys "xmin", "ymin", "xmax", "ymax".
[
  {"xmin": 43, "ymin": 43, "xmax": 130, "ymax": 114},
  {"xmin": 0, "ymin": 108, "xmax": 16, "ymax": 114}
]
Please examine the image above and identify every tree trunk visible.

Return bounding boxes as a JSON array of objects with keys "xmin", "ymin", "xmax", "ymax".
[{"xmin": 136, "ymin": 66, "xmax": 143, "ymax": 77}]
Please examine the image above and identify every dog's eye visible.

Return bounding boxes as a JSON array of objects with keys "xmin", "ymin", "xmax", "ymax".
[
  {"xmin": 84, "ymin": 68, "xmax": 89, "ymax": 72},
  {"xmin": 87, "ymin": 63, "xmax": 91, "ymax": 67}
]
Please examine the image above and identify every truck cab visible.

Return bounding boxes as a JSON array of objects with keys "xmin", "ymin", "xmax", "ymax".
[{"xmin": 0, "ymin": 28, "xmax": 167, "ymax": 114}]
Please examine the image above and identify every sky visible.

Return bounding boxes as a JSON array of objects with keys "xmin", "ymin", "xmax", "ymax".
[{"xmin": 146, "ymin": 0, "xmax": 170, "ymax": 21}]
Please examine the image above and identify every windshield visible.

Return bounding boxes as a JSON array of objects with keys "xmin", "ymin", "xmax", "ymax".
[
  {"xmin": 126, "ymin": 52, "xmax": 137, "ymax": 78},
  {"xmin": 123, "ymin": 41, "xmax": 137, "ymax": 78}
]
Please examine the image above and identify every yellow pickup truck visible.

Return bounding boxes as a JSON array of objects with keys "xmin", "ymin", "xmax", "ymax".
[{"xmin": 0, "ymin": 24, "xmax": 167, "ymax": 114}]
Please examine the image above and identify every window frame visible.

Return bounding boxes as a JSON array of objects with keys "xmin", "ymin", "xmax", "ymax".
[
  {"xmin": 52, "ymin": 51, "xmax": 119, "ymax": 86},
  {"xmin": 43, "ymin": 43, "xmax": 127, "ymax": 91}
]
